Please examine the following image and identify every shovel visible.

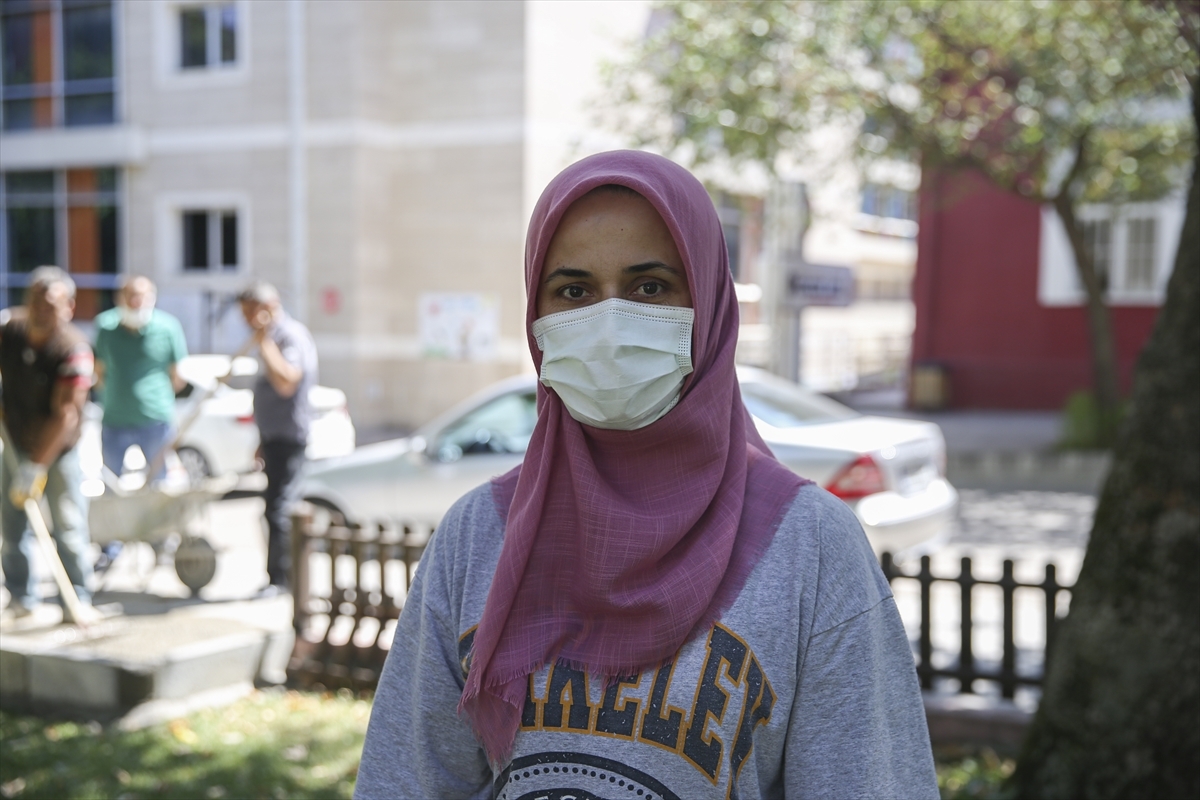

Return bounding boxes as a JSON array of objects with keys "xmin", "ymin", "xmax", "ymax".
[{"xmin": 0, "ymin": 421, "xmax": 96, "ymax": 626}]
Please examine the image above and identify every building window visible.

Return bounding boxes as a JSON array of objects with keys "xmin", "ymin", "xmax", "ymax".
[
  {"xmin": 181, "ymin": 209, "xmax": 239, "ymax": 272},
  {"xmin": 1080, "ymin": 218, "xmax": 1113, "ymax": 288},
  {"xmin": 0, "ymin": 167, "xmax": 121, "ymax": 319},
  {"xmin": 861, "ymin": 183, "xmax": 916, "ymax": 222},
  {"xmin": 178, "ymin": 3, "xmax": 237, "ymax": 70},
  {"xmin": 715, "ymin": 192, "xmax": 744, "ymax": 281},
  {"xmin": 1125, "ymin": 217, "xmax": 1156, "ymax": 292},
  {"xmin": 1038, "ymin": 200, "xmax": 1185, "ymax": 307},
  {"xmin": 0, "ymin": 0, "xmax": 116, "ymax": 131},
  {"xmin": 1079, "ymin": 215, "xmax": 1157, "ymax": 296}
]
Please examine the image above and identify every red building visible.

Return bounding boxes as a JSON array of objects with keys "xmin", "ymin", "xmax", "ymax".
[{"xmin": 911, "ymin": 168, "xmax": 1182, "ymax": 410}]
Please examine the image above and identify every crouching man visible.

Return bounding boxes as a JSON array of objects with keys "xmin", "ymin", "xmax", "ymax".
[{"xmin": 0, "ymin": 267, "xmax": 95, "ymax": 620}]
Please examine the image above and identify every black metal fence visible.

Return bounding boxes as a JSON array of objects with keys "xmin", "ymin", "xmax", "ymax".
[
  {"xmin": 287, "ymin": 506, "xmax": 1075, "ymax": 697},
  {"xmin": 287, "ymin": 506, "xmax": 432, "ymax": 691},
  {"xmin": 881, "ymin": 552, "xmax": 1073, "ymax": 699}
]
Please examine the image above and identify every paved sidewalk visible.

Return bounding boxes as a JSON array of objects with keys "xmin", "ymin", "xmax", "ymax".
[
  {"xmin": 836, "ymin": 389, "xmax": 1065, "ymax": 454},
  {"xmin": 834, "ymin": 391, "xmax": 1110, "ymax": 492},
  {"xmin": 1, "ymin": 497, "xmax": 292, "ymax": 727}
]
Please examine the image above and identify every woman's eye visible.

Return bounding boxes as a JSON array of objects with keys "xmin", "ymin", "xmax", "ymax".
[
  {"xmin": 564, "ymin": 286, "xmax": 586, "ymax": 299},
  {"xmin": 637, "ymin": 282, "xmax": 663, "ymax": 297}
]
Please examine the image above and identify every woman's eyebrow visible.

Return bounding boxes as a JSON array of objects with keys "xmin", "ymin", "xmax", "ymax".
[
  {"xmin": 543, "ymin": 266, "xmax": 591, "ymax": 283},
  {"xmin": 543, "ymin": 262, "xmax": 680, "ymax": 284},
  {"xmin": 625, "ymin": 261, "xmax": 680, "ymax": 275}
]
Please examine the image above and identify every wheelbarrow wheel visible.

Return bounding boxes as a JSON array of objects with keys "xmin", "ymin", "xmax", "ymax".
[{"xmin": 175, "ymin": 535, "xmax": 217, "ymax": 594}]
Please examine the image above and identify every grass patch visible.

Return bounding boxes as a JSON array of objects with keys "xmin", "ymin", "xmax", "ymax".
[
  {"xmin": 936, "ymin": 745, "xmax": 1017, "ymax": 799},
  {"xmin": 0, "ymin": 689, "xmax": 370, "ymax": 800},
  {"xmin": 2, "ymin": 691, "xmax": 1018, "ymax": 799}
]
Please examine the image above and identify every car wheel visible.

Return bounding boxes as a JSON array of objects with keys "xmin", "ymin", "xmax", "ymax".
[{"xmin": 177, "ymin": 446, "xmax": 211, "ymax": 486}]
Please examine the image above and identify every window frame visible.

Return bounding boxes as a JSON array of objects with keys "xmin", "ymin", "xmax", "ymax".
[
  {"xmin": 855, "ymin": 181, "xmax": 919, "ymax": 239},
  {"xmin": 155, "ymin": 190, "xmax": 250, "ymax": 287},
  {"xmin": 180, "ymin": 207, "xmax": 239, "ymax": 273},
  {"xmin": 1038, "ymin": 198, "xmax": 1186, "ymax": 307},
  {"xmin": 0, "ymin": 0, "xmax": 119, "ymax": 131},
  {"xmin": 0, "ymin": 166, "xmax": 124, "ymax": 315},
  {"xmin": 154, "ymin": 0, "xmax": 250, "ymax": 89}
]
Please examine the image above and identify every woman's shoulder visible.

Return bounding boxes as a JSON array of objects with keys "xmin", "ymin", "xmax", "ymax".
[
  {"xmin": 773, "ymin": 483, "xmax": 865, "ymax": 548},
  {"xmin": 435, "ymin": 480, "xmax": 508, "ymax": 549},
  {"xmin": 415, "ymin": 481, "xmax": 509, "ymax": 613},
  {"xmin": 772, "ymin": 483, "xmax": 892, "ymax": 632}
]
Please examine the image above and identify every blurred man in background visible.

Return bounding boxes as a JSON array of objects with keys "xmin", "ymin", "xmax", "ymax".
[
  {"xmin": 238, "ymin": 281, "xmax": 316, "ymax": 597},
  {"xmin": 0, "ymin": 267, "xmax": 95, "ymax": 619},
  {"xmin": 93, "ymin": 274, "xmax": 188, "ymax": 484}
]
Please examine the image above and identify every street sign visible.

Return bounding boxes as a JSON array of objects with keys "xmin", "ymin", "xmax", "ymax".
[{"xmin": 787, "ymin": 262, "xmax": 855, "ymax": 307}]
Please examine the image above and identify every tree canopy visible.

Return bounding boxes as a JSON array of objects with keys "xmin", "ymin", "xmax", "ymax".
[
  {"xmin": 610, "ymin": 0, "xmax": 1196, "ymax": 203},
  {"xmin": 606, "ymin": 0, "xmax": 1199, "ymax": 443}
]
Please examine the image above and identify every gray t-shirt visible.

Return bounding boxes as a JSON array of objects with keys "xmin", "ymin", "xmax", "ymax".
[
  {"xmin": 252, "ymin": 312, "xmax": 317, "ymax": 444},
  {"xmin": 355, "ymin": 482, "xmax": 938, "ymax": 800}
]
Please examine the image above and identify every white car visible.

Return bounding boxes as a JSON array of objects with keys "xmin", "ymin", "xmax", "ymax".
[
  {"xmin": 171, "ymin": 354, "xmax": 356, "ymax": 482},
  {"xmin": 300, "ymin": 368, "xmax": 958, "ymax": 555}
]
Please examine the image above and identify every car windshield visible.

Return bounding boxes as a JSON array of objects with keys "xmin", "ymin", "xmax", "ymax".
[
  {"xmin": 740, "ymin": 378, "xmax": 859, "ymax": 428},
  {"xmin": 436, "ymin": 391, "xmax": 538, "ymax": 458}
]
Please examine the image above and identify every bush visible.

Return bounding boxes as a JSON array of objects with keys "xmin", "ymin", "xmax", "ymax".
[
  {"xmin": 1060, "ymin": 390, "xmax": 1123, "ymax": 450},
  {"xmin": 936, "ymin": 746, "xmax": 1016, "ymax": 799}
]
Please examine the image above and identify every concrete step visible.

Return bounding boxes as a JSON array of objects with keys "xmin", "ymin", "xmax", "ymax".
[{"xmin": 0, "ymin": 599, "xmax": 293, "ymax": 729}]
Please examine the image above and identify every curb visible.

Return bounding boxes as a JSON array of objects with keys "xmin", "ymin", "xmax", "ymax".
[
  {"xmin": 946, "ymin": 451, "xmax": 1111, "ymax": 493},
  {"xmin": 924, "ymin": 693, "xmax": 1032, "ymax": 749}
]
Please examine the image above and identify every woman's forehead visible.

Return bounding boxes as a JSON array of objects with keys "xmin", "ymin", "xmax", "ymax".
[{"xmin": 545, "ymin": 190, "xmax": 680, "ymax": 263}]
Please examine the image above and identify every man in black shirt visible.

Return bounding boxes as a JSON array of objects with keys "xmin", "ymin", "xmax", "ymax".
[{"xmin": 1, "ymin": 267, "xmax": 95, "ymax": 619}]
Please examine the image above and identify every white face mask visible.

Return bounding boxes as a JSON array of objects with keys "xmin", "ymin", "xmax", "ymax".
[
  {"xmin": 119, "ymin": 302, "xmax": 154, "ymax": 329},
  {"xmin": 532, "ymin": 298, "xmax": 695, "ymax": 430}
]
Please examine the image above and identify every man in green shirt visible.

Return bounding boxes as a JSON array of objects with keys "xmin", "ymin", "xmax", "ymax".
[{"xmin": 93, "ymin": 275, "xmax": 188, "ymax": 484}]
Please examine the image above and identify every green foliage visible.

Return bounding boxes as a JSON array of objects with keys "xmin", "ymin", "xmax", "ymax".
[
  {"xmin": 1060, "ymin": 389, "xmax": 1126, "ymax": 450},
  {"xmin": 0, "ymin": 689, "xmax": 370, "ymax": 799},
  {"xmin": 936, "ymin": 746, "xmax": 1017, "ymax": 799},
  {"xmin": 608, "ymin": 0, "xmax": 1198, "ymax": 204}
]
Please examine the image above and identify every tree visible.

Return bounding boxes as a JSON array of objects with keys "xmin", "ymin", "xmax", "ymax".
[
  {"xmin": 605, "ymin": 0, "xmax": 1197, "ymax": 445},
  {"xmin": 1009, "ymin": 28, "xmax": 1200, "ymax": 796}
]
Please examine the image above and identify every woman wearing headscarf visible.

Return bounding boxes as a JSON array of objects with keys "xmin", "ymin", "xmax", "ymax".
[{"xmin": 355, "ymin": 151, "xmax": 937, "ymax": 800}]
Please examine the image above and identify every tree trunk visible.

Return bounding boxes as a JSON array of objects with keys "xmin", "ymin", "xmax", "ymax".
[
  {"xmin": 1054, "ymin": 192, "xmax": 1123, "ymax": 447},
  {"xmin": 1011, "ymin": 89, "xmax": 1200, "ymax": 799}
]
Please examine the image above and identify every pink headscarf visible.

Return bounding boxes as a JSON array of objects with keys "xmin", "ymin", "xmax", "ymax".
[{"xmin": 458, "ymin": 150, "xmax": 808, "ymax": 761}]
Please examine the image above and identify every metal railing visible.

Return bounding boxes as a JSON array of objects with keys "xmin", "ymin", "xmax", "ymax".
[
  {"xmin": 286, "ymin": 507, "xmax": 1074, "ymax": 698},
  {"xmin": 881, "ymin": 553, "xmax": 1073, "ymax": 699},
  {"xmin": 287, "ymin": 505, "xmax": 433, "ymax": 691}
]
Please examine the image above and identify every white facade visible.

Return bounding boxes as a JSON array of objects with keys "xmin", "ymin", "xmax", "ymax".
[
  {"xmin": 1, "ymin": 0, "xmax": 916, "ymax": 426},
  {"xmin": 3, "ymin": 0, "xmax": 647, "ymax": 430}
]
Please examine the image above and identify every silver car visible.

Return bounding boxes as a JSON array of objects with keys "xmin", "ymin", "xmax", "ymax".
[{"xmin": 300, "ymin": 368, "xmax": 958, "ymax": 555}]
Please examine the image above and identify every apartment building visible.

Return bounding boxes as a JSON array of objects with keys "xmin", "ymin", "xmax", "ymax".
[
  {"xmin": 0, "ymin": 0, "xmax": 591, "ymax": 429},
  {"xmin": 1, "ymin": 0, "xmax": 936, "ymax": 427}
]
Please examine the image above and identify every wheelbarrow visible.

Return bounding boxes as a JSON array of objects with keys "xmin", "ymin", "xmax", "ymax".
[
  {"xmin": 90, "ymin": 335, "xmax": 255, "ymax": 594},
  {"xmin": 89, "ymin": 473, "xmax": 238, "ymax": 594}
]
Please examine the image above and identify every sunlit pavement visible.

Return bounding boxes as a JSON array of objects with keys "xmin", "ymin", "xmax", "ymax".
[{"xmin": 0, "ymin": 495, "xmax": 270, "ymax": 613}]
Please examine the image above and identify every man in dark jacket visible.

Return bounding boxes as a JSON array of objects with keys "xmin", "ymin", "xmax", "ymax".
[{"xmin": 1, "ymin": 267, "xmax": 94, "ymax": 619}]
